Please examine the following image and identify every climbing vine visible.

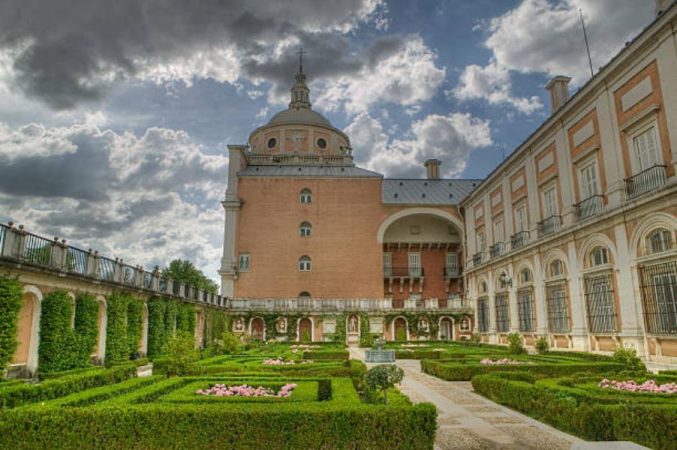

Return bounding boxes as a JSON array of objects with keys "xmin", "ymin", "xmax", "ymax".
[
  {"xmin": 38, "ymin": 290, "xmax": 89, "ymax": 372},
  {"xmin": 0, "ymin": 275, "xmax": 22, "ymax": 372},
  {"xmin": 147, "ymin": 297, "xmax": 168, "ymax": 358},
  {"xmin": 127, "ymin": 299, "xmax": 144, "ymax": 358},
  {"xmin": 74, "ymin": 293, "xmax": 99, "ymax": 361},
  {"xmin": 147, "ymin": 297, "xmax": 196, "ymax": 358},
  {"xmin": 105, "ymin": 292, "xmax": 130, "ymax": 366}
]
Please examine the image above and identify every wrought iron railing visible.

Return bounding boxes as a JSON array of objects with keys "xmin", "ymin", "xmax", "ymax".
[
  {"xmin": 489, "ymin": 242, "xmax": 504, "ymax": 258},
  {"xmin": 575, "ymin": 194, "xmax": 604, "ymax": 221},
  {"xmin": 444, "ymin": 266, "xmax": 461, "ymax": 278},
  {"xmin": 639, "ymin": 261, "xmax": 677, "ymax": 335},
  {"xmin": 625, "ymin": 165, "xmax": 667, "ymax": 200},
  {"xmin": 385, "ymin": 266, "xmax": 425, "ymax": 277},
  {"xmin": 510, "ymin": 231, "xmax": 529, "ymax": 250},
  {"xmin": 0, "ymin": 222, "xmax": 225, "ymax": 309},
  {"xmin": 472, "ymin": 252, "xmax": 484, "ymax": 266},
  {"xmin": 538, "ymin": 215, "xmax": 561, "ymax": 238}
]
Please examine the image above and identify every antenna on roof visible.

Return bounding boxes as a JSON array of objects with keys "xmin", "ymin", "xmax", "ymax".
[{"xmin": 579, "ymin": 9, "xmax": 594, "ymax": 78}]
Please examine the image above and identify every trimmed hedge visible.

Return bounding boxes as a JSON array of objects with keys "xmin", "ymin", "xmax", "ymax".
[
  {"xmin": 395, "ymin": 350, "xmax": 442, "ymax": 360},
  {"xmin": 0, "ymin": 364, "xmax": 137, "ymax": 409},
  {"xmin": 302, "ymin": 350, "xmax": 349, "ymax": 361},
  {"xmin": 0, "ymin": 275, "xmax": 22, "ymax": 372},
  {"xmin": 421, "ymin": 358, "xmax": 626, "ymax": 381},
  {"xmin": 472, "ymin": 373, "xmax": 677, "ymax": 450}
]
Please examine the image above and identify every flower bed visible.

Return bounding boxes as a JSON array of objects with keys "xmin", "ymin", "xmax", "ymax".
[
  {"xmin": 480, "ymin": 358, "xmax": 530, "ymax": 366},
  {"xmin": 598, "ymin": 378, "xmax": 677, "ymax": 394},
  {"xmin": 196, "ymin": 383, "xmax": 297, "ymax": 397},
  {"xmin": 262, "ymin": 358, "xmax": 313, "ymax": 366}
]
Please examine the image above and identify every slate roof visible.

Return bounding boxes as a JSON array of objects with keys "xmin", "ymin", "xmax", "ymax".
[
  {"xmin": 381, "ymin": 179, "xmax": 481, "ymax": 205},
  {"xmin": 238, "ymin": 165, "xmax": 383, "ymax": 178}
]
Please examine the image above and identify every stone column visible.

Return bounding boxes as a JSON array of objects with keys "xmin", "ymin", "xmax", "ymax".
[
  {"xmin": 533, "ymin": 253, "xmax": 548, "ymax": 334},
  {"xmin": 567, "ymin": 241, "xmax": 589, "ymax": 350},
  {"xmin": 613, "ymin": 223, "xmax": 644, "ymax": 353}
]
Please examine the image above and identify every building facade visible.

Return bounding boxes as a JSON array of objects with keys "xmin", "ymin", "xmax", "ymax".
[
  {"xmin": 462, "ymin": 4, "xmax": 677, "ymax": 362},
  {"xmin": 220, "ymin": 4, "xmax": 677, "ymax": 361}
]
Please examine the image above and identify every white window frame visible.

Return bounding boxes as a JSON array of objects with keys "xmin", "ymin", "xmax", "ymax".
[
  {"xmin": 493, "ymin": 217, "xmax": 504, "ymax": 243},
  {"xmin": 299, "ymin": 189, "xmax": 312, "ymax": 204},
  {"xmin": 445, "ymin": 252, "xmax": 458, "ymax": 271},
  {"xmin": 299, "ymin": 222, "xmax": 312, "ymax": 237},
  {"xmin": 238, "ymin": 254, "xmax": 250, "ymax": 272},
  {"xmin": 408, "ymin": 252, "xmax": 421, "ymax": 277},
  {"xmin": 383, "ymin": 252, "xmax": 392, "ymax": 277},
  {"xmin": 514, "ymin": 203, "xmax": 527, "ymax": 233},
  {"xmin": 477, "ymin": 230, "xmax": 486, "ymax": 252},
  {"xmin": 298, "ymin": 256, "xmax": 312, "ymax": 272},
  {"xmin": 542, "ymin": 185, "xmax": 558, "ymax": 218},
  {"xmin": 631, "ymin": 123, "xmax": 661, "ymax": 174},
  {"xmin": 590, "ymin": 247, "xmax": 609, "ymax": 267},
  {"xmin": 579, "ymin": 160, "xmax": 600, "ymax": 200}
]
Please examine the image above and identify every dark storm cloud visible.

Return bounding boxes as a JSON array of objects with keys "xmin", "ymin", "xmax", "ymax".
[{"xmin": 0, "ymin": 0, "xmax": 385, "ymax": 108}]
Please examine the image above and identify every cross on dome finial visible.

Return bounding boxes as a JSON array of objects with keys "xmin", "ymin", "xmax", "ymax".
[{"xmin": 289, "ymin": 48, "xmax": 311, "ymax": 110}]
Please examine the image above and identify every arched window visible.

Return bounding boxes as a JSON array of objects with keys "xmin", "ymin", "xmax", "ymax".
[
  {"xmin": 299, "ymin": 222, "xmax": 312, "ymax": 237},
  {"xmin": 646, "ymin": 228, "xmax": 672, "ymax": 254},
  {"xmin": 590, "ymin": 247, "xmax": 609, "ymax": 267},
  {"xmin": 549, "ymin": 259, "xmax": 564, "ymax": 278},
  {"xmin": 299, "ymin": 291, "xmax": 311, "ymax": 299},
  {"xmin": 299, "ymin": 189, "xmax": 312, "ymax": 204},
  {"xmin": 298, "ymin": 256, "xmax": 312, "ymax": 271},
  {"xmin": 520, "ymin": 268, "xmax": 532, "ymax": 284}
]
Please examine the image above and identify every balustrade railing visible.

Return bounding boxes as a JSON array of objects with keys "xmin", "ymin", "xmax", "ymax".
[
  {"xmin": 538, "ymin": 215, "xmax": 561, "ymax": 238},
  {"xmin": 0, "ymin": 222, "xmax": 225, "ymax": 309},
  {"xmin": 510, "ymin": 231, "xmax": 529, "ymax": 250},
  {"xmin": 444, "ymin": 266, "xmax": 461, "ymax": 278},
  {"xmin": 625, "ymin": 165, "xmax": 667, "ymax": 200},
  {"xmin": 489, "ymin": 242, "xmax": 504, "ymax": 258},
  {"xmin": 472, "ymin": 252, "xmax": 484, "ymax": 266},
  {"xmin": 228, "ymin": 296, "xmax": 467, "ymax": 312},
  {"xmin": 575, "ymin": 194, "xmax": 604, "ymax": 221}
]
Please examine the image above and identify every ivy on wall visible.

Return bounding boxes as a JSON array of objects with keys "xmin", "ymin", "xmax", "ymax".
[
  {"xmin": 104, "ymin": 292, "xmax": 144, "ymax": 366},
  {"xmin": 127, "ymin": 300, "xmax": 144, "ymax": 358},
  {"xmin": 146, "ymin": 297, "xmax": 195, "ymax": 358},
  {"xmin": 384, "ymin": 312, "xmax": 466, "ymax": 340},
  {"xmin": 203, "ymin": 308, "xmax": 227, "ymax": 347},
  {"xmin": 74, "ymin": 293, "xmax": 99, "ymax": 361},
  {"xmin": 38, "ymin": 291, "xmax": 90, "ymax": 373},
  {"xmin": 0, "ymin": 275, "xmax": 23, "ymax": 372}
]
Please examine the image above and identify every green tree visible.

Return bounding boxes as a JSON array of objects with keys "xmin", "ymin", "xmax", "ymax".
[
  {"xmin": 164, "ymin": 331, "xmax": 199, "ymax": 377},
  {"xmin": 365, "ymin": 364, "xmax": 404, "ymax": 404},
  {"xmin": 161, "ymin": 259, "xmax": 218, "ymax": 294}
]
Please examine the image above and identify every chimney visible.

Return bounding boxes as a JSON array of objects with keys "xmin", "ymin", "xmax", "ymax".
[
  {"xmin": 545, "ymin": 76, "xmax": 571, "ymax": 113},
  {"xmin": 424, "ymin": 159, "xmax": 441, "ymax": 180}
]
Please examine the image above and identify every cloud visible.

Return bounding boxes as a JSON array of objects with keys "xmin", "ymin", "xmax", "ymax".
[
  {"xmin": 450, "ymin": 61, "xmax": 542, "ymax": 114},
  {"xmin": 0, "ymin": 119, "xmax": 228, "ymax": 280},
  {"xmin": 346, "ymin": 111, "xmax": 492, "ymax": 178},
  {"xmin": 0, "ymin": 0, "xmax": 396, "ymax": 109},
  {"xmin": 484, "ymin": 0, "xmax": 654, "ymax": 86}
]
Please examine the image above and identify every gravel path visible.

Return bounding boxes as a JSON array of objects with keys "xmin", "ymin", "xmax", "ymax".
[{"xmin": 348, "ymin": 347, "xmax": 583, "ymax": 450}]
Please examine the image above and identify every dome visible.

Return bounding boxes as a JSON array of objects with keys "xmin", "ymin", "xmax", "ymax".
[{"xmin": 268, "ymin": 108, "xmax": 331, "ymax": 127}]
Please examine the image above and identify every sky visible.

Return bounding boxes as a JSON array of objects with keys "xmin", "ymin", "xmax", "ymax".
[{"xmin": 0, "ymin": 0, "xmax": 657, "ymax": 285}]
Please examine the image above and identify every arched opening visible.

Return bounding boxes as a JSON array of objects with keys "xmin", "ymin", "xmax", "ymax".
[
  {"xmin": 250, "ymin": 317, "xmax": 265, "ymax": 341},
  {"xmin": 439, "ymin": 317, "xmax": 454, "ymax": 340},
  {"xmin": 379, "ymin": 210, "xmax": 464, "ymax": 303},
  {"xmin": 393, "ymin": 317, "xmax": 408, "ymax": 341},
  {"xmin": 12, "ymin": 286, "xmax": 42, "ymax": 376},
  {"xmin": 298, "ymin": 318, "xmax": 313, "ymax": 342}
]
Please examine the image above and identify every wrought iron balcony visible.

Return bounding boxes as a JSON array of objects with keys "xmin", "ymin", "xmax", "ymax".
[
  {"xmin": 489, "ymin": 242, "xmax": 505, "ymax": 258},
  {"xmin": 510, "ymin": 231, "xmax": 529, "ymax": 250},
  {"xmin": 625, "ymin": 165, "xmax": 667, "ymax": 200},
  {"xmin": 538, "ymin": 215, "xmax": 561, "ymax": 238},
  {"xmin": 444, "ymin": 266, "xmax": 461, "ymax": 278},
  {"xmin": 575, "ymin": 194, "xmax": 604, "ymax": 221},
  {"xmin": 384, "ymin": 266, "xmax": 425, "ymax": 278},
  {"xmin": 472, "ymin": 252, "xmax": 484, "ymax": 266}
]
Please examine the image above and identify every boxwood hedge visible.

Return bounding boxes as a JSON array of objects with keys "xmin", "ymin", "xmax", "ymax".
[{"xmin": 471, "ymin": 372, "xmax": 677, "ymax": 450}]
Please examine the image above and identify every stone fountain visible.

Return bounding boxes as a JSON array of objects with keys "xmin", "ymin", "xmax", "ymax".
[{"xmin": 365, "ymin": 338, "xmax": 395, "ymax": 363}]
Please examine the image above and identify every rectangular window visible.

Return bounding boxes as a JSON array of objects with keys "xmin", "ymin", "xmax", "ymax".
[
  {"xmin": 546, "ymin": 283, "xmax": 570, "ymax": 333},
  {"xmin": 542, "ymin": 187, "xmax": 558, "ymax": 217},
  {"xmin": 495, "ymin": 293, "xmax": 510, "ymax": 332},
  {"xmin": 493, "ymin": 218, "xmax": 504, "ymax": 242},
  {"xmin": 383, "ymin": 253, "xmax": 392, "ymax": 277},
  {"xmin": 477, "ymin": 296, "xmax": 489, "ymax": 332},
  {"xmin": 634, "ymin": 127, "xmax": 659, "ymax": 172},
  {"xmin": 639, "ymin": 262, "xmax": 677, "ymax": 335},
  {"xmin": 477, "ymin": 231, "xmax": 486, "ymax": 252},
  {"xmin": 517, "ymin": 288, "xmax": 535, "ymax": 332},
  {"xmin": 580, "ymin": 162, "xmax": 599, "ymax": 199},
  {"xmin": 584, "ymin": 273, "xmax": 617, "ymax": 333},
  {"xmin": 238, "ymin": 254, "xmax": 250, "ymax": 272},
  {"xmin": 514, "ymin": 205, "xmax": 527, "ymax": 232},
  {"xmin": 445, "ymin": 252, "xmax": 458, "ymax": 273},
  {"xmin": 408, "ymin": 252, "xmax": 421, "ymax": 277}
]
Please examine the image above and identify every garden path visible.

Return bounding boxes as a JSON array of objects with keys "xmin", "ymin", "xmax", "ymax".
[{"xmin": 348, "ymin": 347, "xmax": 583, "ymax": 450}]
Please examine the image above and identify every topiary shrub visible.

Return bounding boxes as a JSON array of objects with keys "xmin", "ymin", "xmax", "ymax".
[
  {"xmin": 365, "ymin": 364, "xmax": 404, "ymax": 404},
  {"xmin": 164, "ymin": 331, "xmax": 199, "ymax": 377},
  {"xmin": 612, "ymin": 346, "xmax": 646, "ymax": 372},
  {"xmin": 0, "ymin": 275, "xmax": 22, "ymax": 372},
  {"xmin": 535, "ymin": 336, "xmax": 549, "ymax": 354},
  {"xmin": 507, "ymin": 332, "xmax": 526, "ymax": 355}
]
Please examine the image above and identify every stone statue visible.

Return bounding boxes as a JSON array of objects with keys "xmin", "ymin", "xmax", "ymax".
[
  {"xmin": 348, "ymin": 315, "xmax": 358, "ymax": 334},
  {"xmin": 233, "ymin": 317, "xmax": 244, "ymax": 332},
  {"xmin": 276, "ymin": 317, "xmax": 287, "ymax": 333},
  {"xmin": 419, "ymin": 317, "xmax": 429, "ymax": 332}
]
